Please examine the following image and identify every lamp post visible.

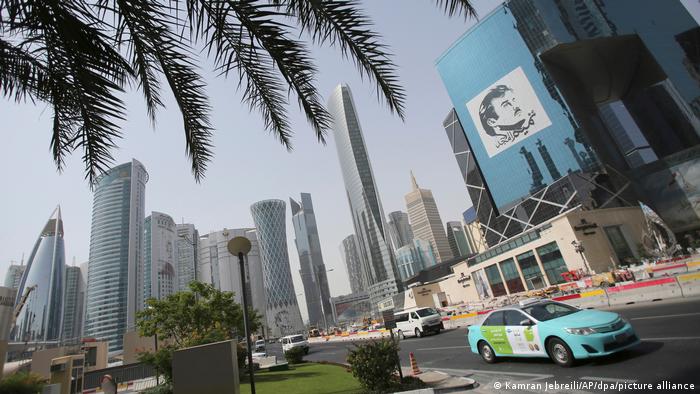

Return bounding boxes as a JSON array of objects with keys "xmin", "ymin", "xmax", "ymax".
[
  {"xmin": 313, "ymin": 267, "xmax": 333, "ymax": 334},
  {"xmin": 571, "ymin": 240, "xmax": 591, "ymax": 275},
  {"xmin": 227, "ymin": 236, "xmax": 256, "ymax": 394}
]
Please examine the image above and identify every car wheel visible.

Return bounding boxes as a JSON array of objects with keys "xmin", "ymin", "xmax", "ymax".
[
  {"xmin": 397, "ymin": 330, "xmax": 404, "ymax": 340},
  {"xmin": 547, "ymin": 338, "xmax": 575, "ymax": 367},
  {"xmin": 478, "ymin": 341, "xmax": 497, "ymax": 364},
  {"xmin": 415, "ymin": 328, "xmax": 423, "ymax": 338}
]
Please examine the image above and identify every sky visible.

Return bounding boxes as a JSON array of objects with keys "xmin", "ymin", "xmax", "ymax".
[{"xmin": 3, "ymin": 1, "xmax": 698, "ymax": 322}]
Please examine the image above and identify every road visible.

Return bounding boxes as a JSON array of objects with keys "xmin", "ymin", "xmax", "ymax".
[{"xmin": 272, "ymin": 297, "xmax": 700, "ymax": 393}]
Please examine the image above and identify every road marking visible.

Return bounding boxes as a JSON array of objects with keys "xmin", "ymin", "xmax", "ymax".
[
  {"xmin": 642, "ymin": 336, "xmax": 700, "ymax": 341},
  {"xmin": 580, "ymin": 376, "xmax": 637, "ymax": 383},
  {"xmin": 416, "ymin": 346, "xmax": 469, "ymax": 351},
  {"xmin": 631, "ymin": 312, "xmax": 700, "ymax": 320},
  {"xmin": 431, "ymin": 367, "xmax": 552, "ymax": 381}
]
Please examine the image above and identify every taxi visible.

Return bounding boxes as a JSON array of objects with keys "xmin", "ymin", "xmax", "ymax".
[{"xmin": 467, "ymin": 299, "xmax": 640, "ymax": 367}]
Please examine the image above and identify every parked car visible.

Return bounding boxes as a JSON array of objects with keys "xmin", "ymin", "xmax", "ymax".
[
  {"xmin": 467, "ymin": 299, "xmax": 640, "ymax": 367},
  {"xmin": 254, "ymin": 339, "xmax": 266, "ymax": 353},
  {"xmin": 394, "ymin": 307, "xmax": 444, "ymax": 339},
  {"xmin": 281, "ymin": 334, "xmax": 309, "ymax": 354}
]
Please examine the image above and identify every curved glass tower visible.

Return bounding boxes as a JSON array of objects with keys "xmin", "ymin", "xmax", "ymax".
[
  {"xmin": 13, "ymin": 206, "xmax": 65, "ymax": 342},
  {"xmin": 250, "ymin": 200, "xmax": 304, "ymax": 337},
  {"xmin": 84, "ymin": 159, "xmax": 148, "ymax": 352}
]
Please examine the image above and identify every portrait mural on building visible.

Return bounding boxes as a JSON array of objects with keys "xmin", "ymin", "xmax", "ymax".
[{"xmin": 466, "ymin": 67, "xmax": 552, "ymax": 157}]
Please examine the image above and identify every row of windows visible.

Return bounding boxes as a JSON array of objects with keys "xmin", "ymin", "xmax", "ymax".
[{"xmin": 470, "ymin": 227, "xmax": 548, "ymax": 266}]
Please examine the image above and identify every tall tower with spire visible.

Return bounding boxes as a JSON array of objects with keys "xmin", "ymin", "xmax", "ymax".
[{"xmin": 404, "ymin": 172, "xmax": 454, "ymax": 263}]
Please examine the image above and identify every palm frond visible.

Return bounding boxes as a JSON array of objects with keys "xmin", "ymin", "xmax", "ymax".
[
  {"xmin": 432, "ymin": 0, "xmax": 477, "ymax": 19},
  {"xmin": 0, "ymin": 38, "xmax": 48, "ymax": 102}
]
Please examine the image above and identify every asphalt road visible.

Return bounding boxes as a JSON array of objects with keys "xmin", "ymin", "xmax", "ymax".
[{"xmin": 285, "ymin": 297, "xmax": 700, "ymax": 393}]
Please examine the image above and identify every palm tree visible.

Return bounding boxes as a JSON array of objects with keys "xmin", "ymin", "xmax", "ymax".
[{"xmin": 0, "ymin": 0, "xmax": 475, "ymax": 184}]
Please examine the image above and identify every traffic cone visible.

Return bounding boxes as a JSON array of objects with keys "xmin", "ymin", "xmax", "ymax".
[{"xmin": 409, "ymin": 352, "xmax": 421, "ymax": 376}]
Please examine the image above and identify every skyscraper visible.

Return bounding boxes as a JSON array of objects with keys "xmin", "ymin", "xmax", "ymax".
[
  {"xmin": 13, "ymin": 206, "xmax": 65, "ymax": 342},
  {"xmin": 340, "ymin": 235, "xmax": 366, "ymax": 294},
  {"xmin": 250, "ymin": 200, "xmax": 304, "ymax": 337},
  {"xmin": 386, "ymin": 211, "xmax": 414, "ymax": 251},
  {"xmin": 176, "ymin": 223, "xmax": 198, "ymax": 291},
  {"xmin": 84, "ymin": 159, "xmax": 148, "ymax": 352},
  {"xmin": 446, "ymin": 221, "xmax": 472, "ymax": 257},
  {"xmin": 3, "ymin": 264, "xmax": 25, "ymax": 289},
  {"xmin": 405, "ymin": 172, "xmax": 454, "ymax": 263},
  {"xmin": 143, "ymin": 212, "xmax": 179, "ymax": 305},
  {"xmin": 395, "ymin": 239, "xmax": 438, "ymax": 281},
  {"xmin": 328, "ymin": 84, "xmax": 402, "ymax": 308},
  {"xmin": 62, "ymin": 265, "xmax": 85, "ymax": 344},
  {"xmin": 290, "ymin": 193, "xmax": 334, "ymax": 329}
]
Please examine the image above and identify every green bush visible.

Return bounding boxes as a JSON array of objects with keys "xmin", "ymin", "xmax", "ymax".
[
  {"xmin": 237, "ymin": 342, "xmax": 247, "ymax": 369},
  {"xmin": 284, "ymin": 346, "xmax": 306, "ymax": 364},
  {"xmin": 346, "ymin": 339, "xmax": 400, "ymax": 393},
  {"xmin": 0, "ymin": 372, "xmax": 46, "ymax": 394},
  {"xmin": 141, "ymin": 383, "xmax": 173, "ymax": 394},
  {"xmin": 138, "ymin": 347, "xmax": 174, "ymax": 384}
]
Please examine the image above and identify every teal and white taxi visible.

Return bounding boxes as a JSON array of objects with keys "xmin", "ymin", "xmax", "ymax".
[{"xmin": 467, "ymin": 299, "xmax": 640, "ymax": 367}]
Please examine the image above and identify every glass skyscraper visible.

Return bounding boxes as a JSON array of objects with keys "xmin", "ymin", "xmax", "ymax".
[
  {"xmin": 290, "ymin": 193, "xmax": 334, "ymax": 329},
  {"xmin": 62, "ymin": 265, "xmax": 85, "ymax": 344},
  {"xmin": 143, "ymin": 212, "xmax": 178, "ymax": 305},
  {"xmin": 328, "ymin": 84, "xmax": 403, "ymax": 309},
  {"xmin": 405, "ymin": 172, "xmax": 454, "ymax": 263},
  {"xmin": 3, "ymin": 264, "xmax": 25, "ymax": 289},
  {"xmin": 13, "ymin": 206, "xmax": 65, "ymax": 342},
  {"xmin": 176, "ymin": 223, "xmax": 198, "ymax": 291},
  {"xmin": 386, "ymin": 211, "xmax": 414, "ymax": 252},
  {"xmin": 340, "ymin": 234, "xmax": 366, "ymax": 294},
  {"xmin": 84, "ymin": 159, "xmax": 148, "ymax": 352},
  {"xmin": 250, "ymin": 200, "xmax": 304, "ymax": 336}
]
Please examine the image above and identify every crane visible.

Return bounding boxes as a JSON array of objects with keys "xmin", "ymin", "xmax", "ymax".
[{"xmin": 12, "ymin": 285, "xmax": 36, "ymax": 328}]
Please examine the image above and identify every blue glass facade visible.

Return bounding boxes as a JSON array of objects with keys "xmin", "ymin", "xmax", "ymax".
[{"xmin": 436, "ymin": 7, "xmax": 595, "ymax": 211}]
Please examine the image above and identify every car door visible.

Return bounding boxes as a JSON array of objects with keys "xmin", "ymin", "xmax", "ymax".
[
  {"xmin": 410, "ymin": 312, "xmax": 420, "ymax": 336},
  {"xmin": 503, "ymin": 310, "xmax": 545, "ymax": 356},
  {"xmin": 480, "ymin": 311, "xmax": 513, "ymax": 355}
]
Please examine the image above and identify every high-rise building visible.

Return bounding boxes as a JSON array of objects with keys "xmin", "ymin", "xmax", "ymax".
[
  {"xmin": 446, "ymin": 221, "xmax": 472, "ymax": 257},
  {"xmin": 197, "ymin": 228, "xmax": 266, "ymax": 324},
  {"xmin": 13, "ymin": 206, "xmax": 65, "ymax": 342},
  {"xmin": 340, "ymin": 235, "xmax": 366, "ymax": 294},
  {"xmin": 405, "ymin": 172, "xmax": 454, "ymax": 263},
  {"xmin": 290, "ymin": 193, "xmax": 334, "ymax": 329},
  {"xmin": 437, "ymin": 0, "xmax": 700, "ymax": 245},
  {"xmin": 62, "ymin": 265, "xmax": 85, "ymax": 344},
  {"xmin": 386, "ymin": 211, "xmax": 414, "ymax": 251},
  {"xmin": 328, "ymin": 84, "xmax": 403, "ymax": 308},
  {"xmin": 143, "ymin": 212, "xmax": 179, "ymax": 305},
  {"xmin": 176, "ymin": 223, "xmax": 198, "ymax": 291},
  {"xmin": 84, "ymin": 159, "xmax": 148, "ymax": 352},
  {"xmin": 251, "ymin": 200, "xmax": 304, "ymax": 337},
  {"xmin": 3, "ymin": 264, "xmax": 25, "ymax": 289},
  {"xmin": 395, "ymin": 239, "xmax": 438, "ymax": 282}
]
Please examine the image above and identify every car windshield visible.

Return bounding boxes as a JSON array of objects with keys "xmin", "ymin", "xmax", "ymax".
[
  {"xmin": 291, "ymin": 335, "xmax": 305, "ymax": 343},
  {"xmin": 522, "ymin": 302, "xmax": 579, "ymax": 321},
  {"xmin": 415, "ymin": 308, "xmax": 438, "ymax": 317}
]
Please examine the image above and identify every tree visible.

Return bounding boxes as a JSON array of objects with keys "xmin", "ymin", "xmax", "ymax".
[{"xmin": 0, "ymin": 0, "xmax": 475, "ymax": 184}]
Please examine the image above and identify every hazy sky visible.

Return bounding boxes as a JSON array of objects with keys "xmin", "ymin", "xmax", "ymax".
[{"xmin": 4, "ymin": 1, "xmax": 697, "ymax": 322}]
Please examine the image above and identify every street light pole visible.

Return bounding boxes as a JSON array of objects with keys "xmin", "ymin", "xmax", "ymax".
[
  {"xmin": 571, "ymin": 240, "xmax": 591, "ymax": 274},
  {"xmin": 228, "ymin": 237, "xmax": 255, "ymax": 394}
]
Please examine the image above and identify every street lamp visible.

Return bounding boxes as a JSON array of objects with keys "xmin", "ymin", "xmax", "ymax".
[
  {"xmin": 571, "ymin": 240, "xmax": 591, "ymax": 274},
  {"xmin": 227, "ymin": 236, "xmax": 256, "ymax": 394},
  {"xmin": 313, "ymin": 267, "xmax": 333, "ymax": 334}
]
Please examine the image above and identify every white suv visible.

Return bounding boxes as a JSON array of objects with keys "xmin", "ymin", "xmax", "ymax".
[
  {"xmin": 281, "ymin": 334, "xmax": 309, "ymax": 354},
  {"xmin": 394, "ymin": 307, "xmax": 444, "ymax": 339}
]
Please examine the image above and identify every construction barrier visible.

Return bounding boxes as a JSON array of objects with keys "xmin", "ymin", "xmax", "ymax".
[
  {"xmin": 606, "ymin": 277, "xmax": 683, "ymax": 305},
  {"xmin": 553, "ymin": 288, "xmax": 609, "ymax": 309},
  {"xmin": 677, "ymin": 272, "xmax": 700, "ymax": 297},
  {"xmin": 686, "ymin": 261, "xmax": 700, "ymax": 273},
  {"xmin": 650, "ymin": 262, "xmax": 688, "ymax": 277}
]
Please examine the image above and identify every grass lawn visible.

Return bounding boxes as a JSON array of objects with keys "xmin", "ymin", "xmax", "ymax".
[{"xmin": 239, "ymin": 363, "xmax": 362, "ymax": 394}]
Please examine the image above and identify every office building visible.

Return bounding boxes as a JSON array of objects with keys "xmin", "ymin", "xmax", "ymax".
[
  {"xmin": 84, "ymin": 159, "xmax": 148, "ymax": 352},
  {"xmin": 328, "ymin": 84, "xmax": 403, "ymax": 308},
  {"xmin": 290, "ymin": 193, "xmax": 334, "ymax": 329},
  {"xmin": 395, "ymin": 239, "xmax": 438, "ymax": 282},
  {"xmin": 176, "ymin": 223, "xmax": 198, "ymax": 291},
  {"xmin": 386, "ymin": 211, "xmax": 414, "ymax": 251},
  {"xmin": 330, "ymin": 292, "xmax": 371, "ymax": 326},
  {"xmin": 62, "ymin": 265, "xmax": 85, "ymax": 344},
  {"xmin": 13, "ymin": 206, "xmax": 65, "ymax": 342},
  {"xmin": 143, "ymin": 212, "xmax": 179, "ymax": 305},
  {"xmin": 405, "ymin": 173, "xmax": 454, "ymax": 263},
  {"xmin": 3, "ymin": 264, "xmax": 25, "ymax": 289},
  {"xmin": 250, "ymin": 200, "xmax": 304, "ymax": 337},
  {"xmin": 340, "ymin": 234, "xmax": 366, "ymax": 294},
  {"xmin": 446, "ymin": 221, "xmax": 472, "ymax": 257}
]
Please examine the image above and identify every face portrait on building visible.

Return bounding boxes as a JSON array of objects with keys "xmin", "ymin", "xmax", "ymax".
[{"xmin": 467, "ymin": 67, "xmax": 552, "ymax": 157}]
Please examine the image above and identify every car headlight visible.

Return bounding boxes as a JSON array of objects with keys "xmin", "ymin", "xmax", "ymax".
[
  {"xmin": 565, "ymin": 327, "xmax": 597, "ymax": 335},
  {"xmin": 619, "ymin": 316, "xmax": 629, "ymax": 325}
]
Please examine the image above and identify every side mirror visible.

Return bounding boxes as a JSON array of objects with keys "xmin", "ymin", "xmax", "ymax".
[{"xmin": 520, "ymin": 319, "xmax": 534, "ymax": 326}]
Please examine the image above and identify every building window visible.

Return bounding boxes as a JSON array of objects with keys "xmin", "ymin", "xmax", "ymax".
[
  {"xmin": 604, "ymin": 226, "xmax": 635, "ymax": 265},
  {"xmin": 498, "ymin": 258, "xmax": 525, "ymax": 293},
  {"xmin": 516, "ymin": 251, "xmax": 546, "ymax": 290},
  {"xmin": 484, "ymin": 264, "xmax": 507, "ymax": 297},
  {"xmin": 536, "ymin": 242, "xmax": 568, "ymax": 284}
]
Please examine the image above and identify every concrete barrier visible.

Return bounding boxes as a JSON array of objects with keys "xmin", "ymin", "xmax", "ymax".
[
  {"xmin": 677, "ymin": 272, "xmax": 700, "ymax": 297},
  {"xmin": 605, "ymin": 277, "xmax": 683, "ymax": 306},
  {"xmin": 553, "ymin": 288, "xmax": 609, "ymax": 309},
  {"xmin": 686, "ymin": 261, "xmax": 700, "ymax": 273},
  {"xmin": 650, "ymin": 262, "xmax": 688, "ymax": 277}
]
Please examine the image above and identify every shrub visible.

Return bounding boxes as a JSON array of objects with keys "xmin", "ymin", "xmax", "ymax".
[
  {"xmin": 237, "ymin": 342, "xmax": 247, "ymax": 369},
  {"xmin": 284, "ymin": 346, "xmax": 306, "ymax": 364},
  {"xmin": 141, "ymin": 384, "xmax": 173, "ymax": 394},
  {"xmin": 138, "ymin": 347, "xmax": 174, "ymax": 384},
  {"xmin": 346, "ymin": 339, "xmax": 400, "ymax": 393},
  {"xmin": 0, "ymin": 372, "xmax": 46, "ymax": 394}
]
